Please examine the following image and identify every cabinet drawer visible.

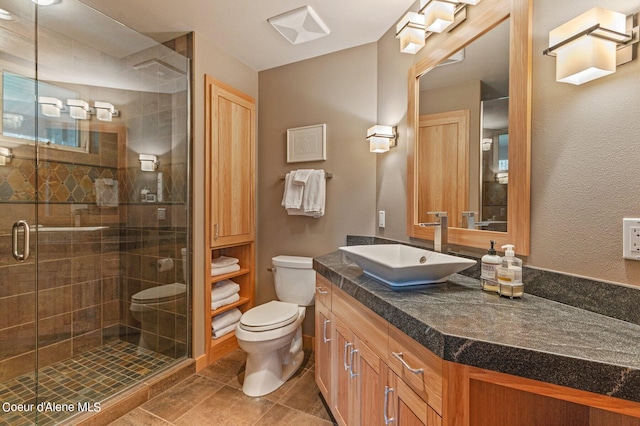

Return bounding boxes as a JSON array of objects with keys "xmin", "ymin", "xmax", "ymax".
[
  {"xmin": 388, "ymin": 324, "xmax": 443, "ymax": 415},
  {"xmin": 315, "ymin": 273, "xmax": 332, "ymax": 308},
  {"xmin": 332, "ymin": 286, "xmax": 388, "ymax": 362}
]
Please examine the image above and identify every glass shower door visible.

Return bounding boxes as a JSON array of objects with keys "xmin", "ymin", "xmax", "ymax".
[{"xmin": 0, "ymin": 1, "xmax": 39, "ymax": 424}]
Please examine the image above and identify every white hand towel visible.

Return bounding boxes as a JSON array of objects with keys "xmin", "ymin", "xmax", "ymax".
[
  {"xmin": 281, "ymin": 172, "xmax": 304, "ymax": 209},
  {"xmin": 211, "ymin": 263, "xmax": 241, "ymax": 276},
  {"xmin": 211, "ymin": 256, "xmax": 239, "ymax": 268},
  {"xmin": 302, "ymin": 169, "xmax": 326, "ymax": 217},
  {"xmin": 293, "ymin": 169, "xmax": 312, "ymax": 186},
  {"xmin": 212, "ymin": 308, "xmax": 242, "ymax": 331},
  {"xmin": 211, "ymin": 292, "xmax": 240, "ymax": 311},
  {"xmin": 212, "ymin": 321, "xmax": 239, "ymax": 339},
  {"xmin": 211, "ymin": 280, "xmax": 240, "ymax": 302}
]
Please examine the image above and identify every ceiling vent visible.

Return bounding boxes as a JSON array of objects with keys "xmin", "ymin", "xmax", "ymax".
[{"xmin": 268, "ymin": 5, "xmax": 330, "ymax": 45}]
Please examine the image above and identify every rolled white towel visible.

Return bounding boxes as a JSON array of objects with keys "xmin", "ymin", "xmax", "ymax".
[
  {"xmin": 213, "ymin": 320, "xmax": 239, "ymax": 339},
  {"xmin": 212, "ymin": 263, "xmax": 241, "ymax": 276},
  {"xmin": 211, "ymin": 255, "xmax": 239, "ymax": 268},
  {"xmin": 212, "ymin": 308, "xmax": 242, "ymax": 332},
  {"xmin": 212, "ymin": 280, "xmax": 240, "ymax": 302},
  {"xmin": 211, "ymin": 292, "xmax": 240, "ymax": 311}
]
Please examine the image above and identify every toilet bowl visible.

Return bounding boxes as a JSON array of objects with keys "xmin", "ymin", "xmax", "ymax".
[
  {"xmin": 235, "ymin": 255, "xmax": 315, "ymax": 397},
  {"xmin": 130, "ymin": 248, "xmax": 188, "ymax": 352}
]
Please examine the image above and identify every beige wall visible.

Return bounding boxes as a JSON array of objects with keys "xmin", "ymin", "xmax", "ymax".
[
  {"xmin": 192, "ymin": 32, "xmax": 258, "ymax": 358},
  {"xmin": 376, "ymin": 0, "xmax": 640, "ymax": 287},
  {"xmin": 257, "ymin": 44, "xmax": 378, "ymax": 335}
]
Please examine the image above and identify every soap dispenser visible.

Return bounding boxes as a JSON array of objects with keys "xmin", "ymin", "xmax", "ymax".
[
  {"xmin": 481, "ymin": 240, "xmax": 501, "ymax": 293},
  {"xmin": 497, "ymin": 244, "xmax": 523, "ymax": 299}
]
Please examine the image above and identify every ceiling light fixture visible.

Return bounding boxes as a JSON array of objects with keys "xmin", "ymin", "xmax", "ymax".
[
  {"xmin": 31, "ymin": 0, "xmax": 61, "ymax": 6},
  {"xmin": 268, "ymin": 5, "xmax": 330, "ymax": 45},
  {"xmin": 396, "ymin": 0, "xmax": 480, "ymax": 54},
  {"xmin": 544, "ymin": 7, "xmax": 639, "ymax": 85}
]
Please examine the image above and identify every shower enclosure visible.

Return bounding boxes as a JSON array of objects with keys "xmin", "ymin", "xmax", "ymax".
[{"xmin": 0, "ymin": 0, "xmax": 190, "ymax": 424}]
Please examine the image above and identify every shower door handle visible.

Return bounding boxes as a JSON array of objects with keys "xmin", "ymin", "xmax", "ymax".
[{"xmin": 12, "ymin": 220, "xmax": 30, "ymax": 261}]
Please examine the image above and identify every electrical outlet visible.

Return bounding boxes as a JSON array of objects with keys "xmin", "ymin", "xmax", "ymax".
[
  {"xmin": 623, "ymin": 218, "xmax": 640, "ymax": 260},
  {"xmin": 378, "ymin": 211, "xmax": 386, "ymax": 228}
]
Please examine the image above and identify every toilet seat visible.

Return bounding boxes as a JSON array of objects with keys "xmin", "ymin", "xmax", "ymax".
[
  {"xmin": 239, "ymin": 301, "xmax": 299, "ymax": 332},
  {"xmin": 131, "ymin": 283, "xmax": 186, "ymax": 304}
]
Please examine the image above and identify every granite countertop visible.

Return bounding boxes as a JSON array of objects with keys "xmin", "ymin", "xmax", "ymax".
[{"xmin": 314, "ymin": 250, "xmax": 640, "ymax": 403}]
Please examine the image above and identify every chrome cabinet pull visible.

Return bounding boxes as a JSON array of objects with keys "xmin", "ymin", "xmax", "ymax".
[
  {"xmin": 316, "ymin": 286, "xmax": 328, "ymax": 295},
  {"xmin": 343, "ymin": 342, "xmax": 353, "ymax": 370},
  {"xmin": 384, "ymin": 386, "xmax": 395, "ymax": 424},
  {"xmin": 12, "ymin": 220, "xmax": 30, "ymax": 261},
  {"xmin": 323, "ymin": 319, "xmax": 331, "ymax": 343},
  {"xmin": 349, "ymin": 347, "xmax": 359, "ymax": 378},
  {"xmin": 392, "ymin": 352, "xmax": 424, "ymax": 374}
]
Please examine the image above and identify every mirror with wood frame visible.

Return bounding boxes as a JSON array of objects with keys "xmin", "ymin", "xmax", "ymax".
[{"xmin": 407, "ymin": 0, "xmax": 532, "ymax": 255}]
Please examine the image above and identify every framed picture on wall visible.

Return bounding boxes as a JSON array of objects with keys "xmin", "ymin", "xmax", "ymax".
[{"xmin": 286, "ymin": 123, "xmax": 326, "ymax": 163}]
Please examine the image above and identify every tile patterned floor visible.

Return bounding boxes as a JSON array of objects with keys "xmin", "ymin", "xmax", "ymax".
[
  {"xmin": 108, "ymin": 349, "xmax": 337, "ymax": 426},
  {"xmin": 0, "ymin": 341, "xmax": 175, "ymax": 426}
]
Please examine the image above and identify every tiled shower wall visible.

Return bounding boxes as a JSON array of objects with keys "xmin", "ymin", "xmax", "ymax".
[{"xmin": 0, "ymin": 32, "xmax": 191, "ymax": 382}]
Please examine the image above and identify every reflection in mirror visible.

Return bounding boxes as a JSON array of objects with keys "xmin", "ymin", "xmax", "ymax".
[{"xmin": 417, "ymin": 18, "xmax": 509, "ymax": 231}]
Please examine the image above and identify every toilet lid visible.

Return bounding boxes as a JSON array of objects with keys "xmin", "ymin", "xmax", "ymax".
[
  {"xmin": 239, "ymin": 300, "xmax": 299, "ymax": 332},
  {"xmin": 132, "ymin": 283, "xmax": 186, "ymax": 303}
]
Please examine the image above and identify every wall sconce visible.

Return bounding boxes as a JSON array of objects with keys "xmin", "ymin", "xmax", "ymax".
[
  {"xmin": 544, "ymin": 7, "xmax": 639, "ymax": 85},
  {"xmin": 94, "ymin": 101, "xmax": 119, "ymax": 122},
  {"xmin": 396, "ymin": 0, "xmax": 479, "ymax": 54},
  {"xmin": 38, "ymin": 97, "xmax": 63, "ymax": 117},
  {"xmin": 0, "ymin": 147, "xmax": 12, "ymax": 165},
  {"xmin": 367, "ymin": 125, "xmax": 397, "ymax": 153},
  {"xmin": 482, "ymin": 138, "xmax": 492, "ymax": 151},
  {"xmin": 139, "ymin": 154, "xmax": 158, "ymax": 171},
  {"xmin": 495, "ymin": 172, "xmax": 508, "ymax": 184},
  {"xmin": 67, "ymin": 99, "xmax": 91, "ymax": 120}
]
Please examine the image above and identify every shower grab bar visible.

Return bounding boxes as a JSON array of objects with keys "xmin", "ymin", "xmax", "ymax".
[{"xmin": 12, "ymin": 220, "xmax": 30, "ymax": 261}]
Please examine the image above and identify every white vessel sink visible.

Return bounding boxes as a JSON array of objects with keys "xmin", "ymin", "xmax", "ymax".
[{"xmin": 339, "ymin": 244, "xmax": 476, "ymax": 288}]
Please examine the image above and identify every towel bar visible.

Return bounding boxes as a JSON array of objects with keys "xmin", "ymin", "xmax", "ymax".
[{"xmin": 278, "ymin": 172, "xmax": 332, "ymax": 180}]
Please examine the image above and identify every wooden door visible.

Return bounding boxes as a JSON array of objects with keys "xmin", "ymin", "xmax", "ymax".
[
  {"xmin": 206, "ymin": 76, "xmax": 255, "ymax": 247},
  {"xmin": 315, "ymin": 301, "xmax": 332, "ymax": 401},
  {"xmin": 417, "ymin": 110, "xmax": 469, "ymax": 228}
]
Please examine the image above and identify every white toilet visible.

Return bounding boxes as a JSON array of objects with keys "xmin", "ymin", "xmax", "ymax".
[
  {"xmin": 235, "ymin": 255, "xmax": 315, "ymax": 397},
  {"xmin": 130, "ymin": 248, "xmax": 188, "ymax": 352}
]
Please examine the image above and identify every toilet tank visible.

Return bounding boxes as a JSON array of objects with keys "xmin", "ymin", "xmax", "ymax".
[{"xmin": 272, "ymin": 255, "xmax": 315, "ymax": 306}]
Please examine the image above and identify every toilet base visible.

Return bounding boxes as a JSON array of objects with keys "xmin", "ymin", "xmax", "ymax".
[{"xmin": 242, "ymin": 348, "xmax": 304, "ymax": 397}]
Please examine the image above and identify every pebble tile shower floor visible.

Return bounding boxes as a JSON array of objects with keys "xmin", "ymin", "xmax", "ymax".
[{"xmin": 0, "ymin": 340, "xmax": 174, "ymax": 426}]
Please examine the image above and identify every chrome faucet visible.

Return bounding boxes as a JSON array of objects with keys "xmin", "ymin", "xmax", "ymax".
[
  {"xmin": 419, "ymin": 212, "xmax": 448, "ymax": 253},
  {"xmin": 462, "ymin": 211, "xmax": 477, "ymax": 229}
]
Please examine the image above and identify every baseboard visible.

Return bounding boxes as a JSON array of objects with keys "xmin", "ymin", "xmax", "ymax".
[
  {"xmin": 195, "ymin": 353, "xmax": 208, "ymax": 372},
  {"xmin": 303, "ymin": 334, "xmax": 314, "ymax": 351}
]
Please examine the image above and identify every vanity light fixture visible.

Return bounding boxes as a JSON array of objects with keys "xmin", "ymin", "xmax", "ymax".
[
  {"xmin": 139, "ymin": 154, "xmax": 158, "ymax": 172},
  {"xmin": 38, "ymin": 97, "xmax": 63, "ymax": 117},
  {"xmin": 396, "ymin": 0, "xmax": 480, "ymax": 54},
  {"xmin": 0, "ymin": 147, "xmax": 12, "ymax": 166},
  {"xmin": 367, "ymin": 125, "xmax": 397, "ymax": 153},
  {"xmin": 31, "ymin": 0, "xmax": 60, "ymax": 5},
  {"xmin": 94, "ymin": 101, "xmax": 119, "ymax": 122},
  {"xmin": 482, "ymin": 138, "xmax": 493, "ymax": 151},
  {"xmin": 495, "ymin": 172, "xmax": 508, "ymax": 184},
  {"xmin": 544, "ymin": 7, "xmax": 639, "ymax": 85},
  {"xmin": 67, "ymin": 99, "xmax": 91, "ymax": 120}
]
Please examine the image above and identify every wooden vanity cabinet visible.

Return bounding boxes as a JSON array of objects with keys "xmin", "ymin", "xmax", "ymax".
[{"xmin": 316, "ymin": 275, "xmax": 443, "ymax": 426}]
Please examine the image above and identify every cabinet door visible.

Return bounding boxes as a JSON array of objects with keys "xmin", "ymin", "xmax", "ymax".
[
  {"xmin": 315, "ymin": 300, "xmax": 332, "ymax": 401},
  {"xmin": 388, "ymin": 370, "xmax": 442, "ymax": 426},
  {"xmin": 332, "ymin": 317, "xmax": 355, "ymax": 426},
  {"xmin": 354, "ymin": 337, "xmax": 385, "ymax": 426},
  {"xmin": 206, "ymin": 76, "xmax": 255, "ymax": 247}
]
